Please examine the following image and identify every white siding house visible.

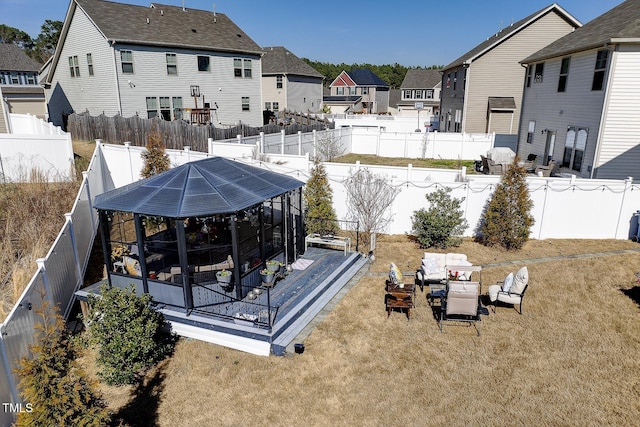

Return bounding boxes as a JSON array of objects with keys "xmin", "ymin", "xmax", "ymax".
[
  {"xmin": 45, "ymin": 0, "xmax": 263, "ymax": 128},
  {"xmin": 518, "ymin": 0, "xmax": 640, "ymax": 180},
  {"xmin": 261, "ymin": 47, "xmax": 323, "ymax": 117}
]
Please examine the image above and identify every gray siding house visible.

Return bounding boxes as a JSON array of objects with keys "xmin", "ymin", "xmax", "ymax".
[
  {"xmin": 439, "ymin": 4, "xmax": 581, "ymax": 134},
  {"xmin": 0, "ymin": 43, "xmax": 46, "ymax": 120},
  {"xmin": 45, "ymin": 0, "xmax": 264, "ymax": 128},
  {"xmin": 519, "ymin": 0, "xmax": 640, "ymax": 180},
  {"xmin": 397, "ymin": 69, "xmax": 441, "ymax": 119},
  {"xmin": 261, "ymin": 46, "xmax": 323, "ymax": 115}
]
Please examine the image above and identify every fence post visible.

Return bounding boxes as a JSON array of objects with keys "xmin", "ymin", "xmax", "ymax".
[
  {"xmin": 615, "ymin": 176, "xmax": 634, "ymax": 239},
  {"xmin": 298, "ymin": 131, "xmax": 302, "ymax": 156},
  {"xmin": 312, "ymin": 130, "xmax": 317, "ymax": 160},
  {"xmin": 184, "ymin": 146, "xmax": 191, "ymax": 163},
  {"xmin": 237, "ymin": 134, "xmax": 242, "ymax": 145},
  {"xmin": 281, "ymin": 129, "xmax": 285, "ymax": 155},
  {"xmin": 407, "ymin": 164, "xmax": 412, "ymax": 182},
  {"xmin": 81, "ymin": 171, "xmax": 95, "ymax": 226},
  {"xmin": 63, "ymin": 213, "xmax": 82, "ymax": 319},
  {"xmin": 124, "ymin": 141, "xmax": 134, "ymax": 183},
  {"xmin": 207, "ymin": 137, "xmax": 214, "ymax": 155},
  {"xmin": 35, "ymin": 259, "xmax": 54, "ymax": 306},
  {"xmin": 260, "ymin": 132, "xmax": 265, "ymax": 155}
]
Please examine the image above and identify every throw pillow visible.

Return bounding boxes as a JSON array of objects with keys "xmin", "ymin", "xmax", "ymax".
[
  {"xmin": 452, "ymin": 260, "xmax": 473, "ymax": 280},
  {"xmin": 389, "ymin": 262, "xmax": 403, "ymax": 284},
  {"xmin": 422, "ymin": 257, "xmax": 440, "ymax": 275},
  {"xmin": 511, "ymin": 266, "xmax": 529, "ymax": 294},
  {"xmin": 502, "ymin": 272, "xmax": 514, "ymax": 292}
]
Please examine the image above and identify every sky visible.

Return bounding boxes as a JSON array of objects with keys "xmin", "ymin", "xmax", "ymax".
[{"xmin": 1, "ymin": 0, "xmax": 627, "ymax": 66}]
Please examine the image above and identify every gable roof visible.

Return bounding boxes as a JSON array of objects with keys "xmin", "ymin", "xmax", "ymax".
[
  {"xmin": 261, "ymin": 46, "xmax": 323, "ymax": 78},
  {"xmin": 48, "ymin": 0, "xmax": 261, "ymax": 83},
  {"xmin": 347, "ymin": 69, "xmax": 389, "ymax": 87},
  {"xmin": 93, "ymin": 156, "xmax": 304, "ymax": 217},
  {"xmin": 443, "ymin": 3, "xmax": 581, "ymax": 70},
  {"xmin": 0, "ymin": 44, "xmax": 42, "ymax": 71},
  {"xmin": 400, "ymin": 69, "xmax": 441, "ymax": 89},
  {"xmin": 523, "ymin": 0, "xmax": 640, "ymax": 63}
]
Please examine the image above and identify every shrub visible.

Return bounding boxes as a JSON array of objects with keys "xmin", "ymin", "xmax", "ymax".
[
  {"xmin": 304, "ymin": 162, "xmax": 339, "ymax": 236},
  {"xmin": 480, "ymin": 161, "xmax": 534, "ymax": 250},
  {"xmin": 412, "ymin": 187, "xmax": 468, "ymax": 249},
  {"xmin": 15, "ymin": 301, "xmax": 110, "ymax": 426},
  {"xmin": 87, "ymin": 284, "xmax": 174, "ymax": 386},
  {"xmin": 141, "ymin": 130, "xmax": 170, "ymax": 178}
]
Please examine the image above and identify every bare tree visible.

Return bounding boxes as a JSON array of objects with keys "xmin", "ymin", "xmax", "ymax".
[
  {"xmin": 314, "ymin": 131, "xmax": 345, "ymax": 162},
  {"xmin": 344, "ymin": 168, "xmax": 399, "ymax": 252}
]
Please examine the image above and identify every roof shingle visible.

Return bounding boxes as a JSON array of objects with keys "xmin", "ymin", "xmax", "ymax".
[
  {"xmin": 261, "ymin": 46, "xmax": 323, "ymax": 78},
  {"xmin": 0, "ymin": 44, "xmax": 42, "ymax": 71}
]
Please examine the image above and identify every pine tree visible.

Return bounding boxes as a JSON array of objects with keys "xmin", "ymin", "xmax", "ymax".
[
  {"xmin": 141, "ymin": 130, "xmax": 170, "ymax": 178},
  {"xmin": 412, "ymin": 187, "xmax": 467, "ymax": 249},
  {"xmin": 304, "ymin": 162, "xmax": 339, "ymax": 236},
  {"xmin": 15, "ymin": 301, "xmax": 110, "ymax": 427},
  {"xmin": 481, "ymin": 161, "xmax": 535, "ymax": 250}
]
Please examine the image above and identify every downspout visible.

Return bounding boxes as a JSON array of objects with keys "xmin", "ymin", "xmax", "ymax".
[
  {"xmin": 516, "ymin": 62, "xmax": 529, "ymax": 156},
  {"xmin": 110, "ymin": 40, "xmax": 123, "ymax": 115},
  {"xmin": 591, "ymin": 44, "xmax": 617, "ymax": 179},
  {"xmin": 460, "ymin": 63, "xmax": 470, "ymax": 133}
]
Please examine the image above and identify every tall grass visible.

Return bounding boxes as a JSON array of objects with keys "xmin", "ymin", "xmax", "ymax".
[{"xmin": 0, "ymin": 168, "xmax": 79, "ymax": 320}]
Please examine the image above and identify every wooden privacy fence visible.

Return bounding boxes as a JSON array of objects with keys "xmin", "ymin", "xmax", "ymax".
[{"xmin": 67, "ymin": 112, "xmax": 333, "ymax": 151}]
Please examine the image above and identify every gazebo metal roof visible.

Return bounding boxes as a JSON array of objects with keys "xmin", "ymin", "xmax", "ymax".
[{"xmin": 94, "ymin": 157, "xmax": 304, "ymax": 217}]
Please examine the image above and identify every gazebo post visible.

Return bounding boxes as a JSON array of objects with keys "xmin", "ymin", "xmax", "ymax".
[
  {"xmin": 98, "ymin": 210, "xmax": 112, "ymax": 288},
  {"xmin": 258, "ymin": 205, "xmax": 266, "ymax": 267},
  {"xmin": 283, "ymin": 193, "xmax": 289, "ymax": 267},
  {"xmin": 134, "ymin": 214, "xmax": 149, "ymax": 294},
  {"xmin": 229, "ymin": 214, "xmax": 242, "ymax": 300},
  {"xmin": 175, "ymin": 220, "xmax": 193, "ymax": 311}
]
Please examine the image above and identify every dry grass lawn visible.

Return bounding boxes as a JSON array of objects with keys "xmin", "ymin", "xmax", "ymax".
[{"xmin": 87, "ymin": 236, "xmax": 640, "ymax": 426}]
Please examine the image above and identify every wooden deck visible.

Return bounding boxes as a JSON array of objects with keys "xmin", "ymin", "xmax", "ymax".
[{"xmin": 77, "ymin": 247, "xmax": 368, "ymax": 356}]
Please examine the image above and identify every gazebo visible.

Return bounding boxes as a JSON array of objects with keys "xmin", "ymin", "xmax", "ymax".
[{"xmin": 93, "ymin": 156, "xmax": 305, "ymax": 321}]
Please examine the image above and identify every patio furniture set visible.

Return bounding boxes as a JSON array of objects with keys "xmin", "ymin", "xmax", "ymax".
[
  {"xmin": 478, "ymin": 147, "xmax": 558, "ymax": 176},
  {"xmin": 385, "ymin": 253, "xmax": 530, "ymax": 336}
]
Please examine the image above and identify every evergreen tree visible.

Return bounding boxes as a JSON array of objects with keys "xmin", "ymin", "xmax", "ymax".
[
  {"xmin": 141, "ymin": 130, "xmax": 170, "ymax": 178},
  {"xmin": 15, "ymin": 301, "xmax": 110, "ymax": 427},
  {"xmin": 304, "ymin": 162, "xmax": 339, "ymax": 236},
  {"xmin": 87, "ymin": 284, "xmax": 174, "ymax": 386},
  {"xmin": 481, "ymin": 161, "xmax": 535, "ymax": 250},
  {"xmin": 412, "ymin": 187, "xmax": 467, "ymax": 249}
]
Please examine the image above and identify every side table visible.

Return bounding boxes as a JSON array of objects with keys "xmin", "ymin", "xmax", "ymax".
[{"xmin": 385, "ymin": 280, "xmax": 415, "ymax": 320}]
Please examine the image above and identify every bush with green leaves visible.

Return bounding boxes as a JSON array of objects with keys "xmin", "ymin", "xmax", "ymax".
[
  {"xmin": 480, "ymin": 161, "xmax": 534, "ymax": 250},
  {"xmin": 15, "ymin": 301, "xmax": 110, "ymax": 426},
  {"xmin": 87, "ymin": 284, "xmax": 174, "ymax": 386},
  {"xmin": 412, "ymin": 187, "xmax": 468, "ymax": 249},
  {"xmin": 304, "ymin": 162, "xmax": 339, "ymax": 236}
]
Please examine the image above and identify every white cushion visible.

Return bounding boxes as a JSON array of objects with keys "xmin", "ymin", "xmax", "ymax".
[
  {"xmin": 502, "ymin": 272, "xmax": 514, "ymax": 292},
  {"xmin": 450, "ymin": 260, "xmax": 473, "ymax": 280},
  {"xmin": 422, "ymin": 257, "xmax": 439, "ymax": 275},
  {"xmin": 510, "ymin": 266, "xmax": 529, "ymax": 294}
]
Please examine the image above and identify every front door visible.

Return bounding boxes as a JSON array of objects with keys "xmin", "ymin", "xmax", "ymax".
[{"xmin": 543, "ymin": 130, "xmax": 556, "ymax": 166}]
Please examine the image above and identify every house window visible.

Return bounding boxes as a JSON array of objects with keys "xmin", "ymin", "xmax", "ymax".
[
  {"xmin": 415, "ymin": 90, "xmax": 423, "ymax": 99},
  {"xmin": 562, "ymin": 126, "xmax": 588, "ymax": 172},
  {"xmin": 121, "ymin": 50, "xmax": 134, "ymax": 74},
  {"xmin": 146, "ymin": 97, "xmax": 158, "ymax": 118},
  {"xmin": 592, "ymin": 50, "xmax": 609, "ymax": 91},
  {"xmin": 361, "ymin": 87, "xmax": 369, "ymax": 95},
  {"xmin": 526, "ymin": 65, "xmax": 533, "ymax": 87},
  {"xmin": 243, "ymin": 59, "xmax": 252, "ymax": 78},
  {"xmin": 242, "ymin": 96, "xmax": 250, "ymax": 111},
  {"xmin": 446, "ymin": 73, "xmax": 450, "ymax": 88},
  {"xmin": 159, "ymin": 96, "xmax": 171, "ymax": 120},
  {"xmin": 0, "ymin": 72, "xmax": 6, "ymax": 84},
  {"xmin": 172, "ymin": 97, "xmax": 183, "ymax": 120},
  {"xmin": 26, "ymin": 73, "xmax": 36, "ymax": 85},
  {"xmin": 557, "ymin": 57, "xmax": 570, "ymax": 92},
  {"xmin": 68, "ymin": 55, "xmax": 80, "ymax": 77},
  {"xmin": 336, "ymin": 87, "xmax": 344, "ymax": 95},
  {"xmin": 233, "ymin": 58, "xmax": 242, "ymax": 77},
  {"xmin": 276, "ymin": 75, "xmax": 283, "ymax": 89},
  {"xmin": 454, "ymin": 109, "xmax": 462, "ymax": 132},
  {"xmin": 534, "ymin": 63, "xmax": 544, "ymax": 83},
  {"xmin": 10, "ymin": 73, "xmax": 19, "ymax": 84},
  {"xmin": 453, "ymin": 72, "xmax": 457, "ymax": 90},
  {"xmin": 527, "ymin": 120, "xmax": 535, "ymax": 143},
  {"xmin": 197, "ymin": 56, "xmax": 210, "ymax": 72},
  {"xmin": 86, "ymin": 53, "xmax": 94, "ymax": 76},
  {"xmin": 403, "ymin": 90, "xmax": 411, "ymax": 99},
  {"xmin": 166, "ymin": 53, "xmax": 177, "ymax": 75},
  {"xmin": 272, "ymin": 102, "xmax": 279, "ymax": 111},
  {"xmin": 426, "ymin": 89, "xmax": 434, "ymax": 99},
  {"xmin": 349, "ymin": 87, "xmax": 356, "ymax": 95},
  {"xmin": 265, "ymin": 102, "xmax": 271, "ymax": 110}
]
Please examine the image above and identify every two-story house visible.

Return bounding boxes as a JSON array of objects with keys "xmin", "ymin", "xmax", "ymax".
[
  {"xmin": 439, "ymin": 4, "xmax": 581, "ymax": 134},
  {"xmin": 45, "ymin": 0, "xmax": 264, "ymax": 128},
  {"xmin": 0, "ymin": 43, "xmax": 46, "ymax": 124},
  {"xmin": 518, "ymin": 0, "xmax": 640, "ymax": 180},
  {"xmin": 396, "ymin": 68, "xmax": 441, "ymax": 120},
  {"xmin": 324, "ymin": 69, "xmax": 389, "ymax": 114},
  {"xmin": 261, "ymin": 46, "xmax": 323, "ymax": 116}
]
